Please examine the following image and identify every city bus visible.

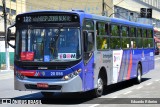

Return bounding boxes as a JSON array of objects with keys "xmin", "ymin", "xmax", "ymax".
[{"xmin": 7, "ymin": 10, "xmax": 154, "ymax": 97}]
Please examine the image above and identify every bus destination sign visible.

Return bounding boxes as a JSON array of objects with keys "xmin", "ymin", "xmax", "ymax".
[{"xmin": 17, "ymin": 14, "xmax": 79, "ymax": 23}]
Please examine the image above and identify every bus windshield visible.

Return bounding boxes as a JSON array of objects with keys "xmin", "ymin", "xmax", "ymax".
[{"xmin": 15, "ymin": 28, "xmax": 81, "ymax": 62}]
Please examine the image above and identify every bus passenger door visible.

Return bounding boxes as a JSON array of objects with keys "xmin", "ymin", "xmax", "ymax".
[{"xmin": 83, "ymin": 32, "xmax": 94, "ymax": 91}]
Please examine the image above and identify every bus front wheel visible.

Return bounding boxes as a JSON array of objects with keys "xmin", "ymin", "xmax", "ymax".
[
  {"xmin": 93, "ymin": 76, "xmax": 104, "ymax": 97},
  {"xmin": 135, "ymin": 64, "xmax": 142, "ymax": 84}
]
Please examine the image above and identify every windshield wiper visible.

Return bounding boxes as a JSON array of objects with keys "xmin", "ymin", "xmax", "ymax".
[{"xmin": 52, "ymin": 24, "xmax": 63, "ymax": 56}]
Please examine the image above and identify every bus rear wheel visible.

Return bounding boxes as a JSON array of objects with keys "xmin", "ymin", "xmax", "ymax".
[
  {"xmin": 135, "ymin": 64, "xmax": 142, "ymax": 84},
  {"xmin": 93, "ymin": 76, "xmax": 104, "ymax": 97},
  {"xmin": 41, "ymin": 92, "xmax": 54, "ymax": 98}
]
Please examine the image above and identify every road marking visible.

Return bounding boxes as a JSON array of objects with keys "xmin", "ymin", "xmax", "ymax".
[
  {"xmin": 113, "ymin": 96, "xmax": 118, "ymax": 98},
  {"xmin": 146, "ymin": 82, "xmax": 152, "ymax": 86},
  {"xmin": 136, "ymin": 86, "xmax": 143, "ymax": 89},
  {"xmin": 89, "ymin": 104, "xmax": 100, "ymax": 107},
  {"xmin": 155, "ymin": 79, "xmax": 160, "ymax": 82},
  {"xmin": 123, "ymin": 91, "xmax": 132, "ymax": 95}
]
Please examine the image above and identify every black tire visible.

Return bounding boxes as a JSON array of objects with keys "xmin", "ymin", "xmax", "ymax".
[
  {"xmin": 41, "ymin": 92, "xmax": 54, "ymax": 98},
  {"xmin": 135, "ymin": 64, "xmax": 142, "ymax": 84},
  {"xmin": 92, "ymin": 75, "xmax": 104, "ymax": 97}
]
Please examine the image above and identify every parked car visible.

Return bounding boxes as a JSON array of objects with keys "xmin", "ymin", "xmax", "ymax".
[{"xmin": 155, "ymin": 47, "xmax": 159, "ymax": 55}]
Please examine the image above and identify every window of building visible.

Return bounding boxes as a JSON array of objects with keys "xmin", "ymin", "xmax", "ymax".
[
  {"xmin": 0, "ymin": 6, "xmax": 3, "ymax": 11},
  {"xmin": 11, "ymin": 0, "xmax": 16, "ymax": 2},
  {"xmin": 11, "ymin": 9, "xmax": 16, "ymax": 15}
]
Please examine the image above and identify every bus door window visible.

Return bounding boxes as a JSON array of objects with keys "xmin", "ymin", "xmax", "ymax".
[{"xmin": 84, "ymin": 32, "xmax": 94, "ymax": 62}]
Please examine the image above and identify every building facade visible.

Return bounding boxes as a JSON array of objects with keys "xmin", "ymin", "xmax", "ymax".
[{"xmin": 0, "ymin": 0, "xmax": 26, "ymax": 21}]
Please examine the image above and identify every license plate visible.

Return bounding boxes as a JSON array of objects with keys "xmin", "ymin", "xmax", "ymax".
[{"xmin": 37, "ymin": 83, "xmax": 48, "ymax": 88}]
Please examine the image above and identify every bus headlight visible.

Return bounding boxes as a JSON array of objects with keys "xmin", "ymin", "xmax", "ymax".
[
  {"xmin": 63, "ymin": 69, "xmax": 82, "ymax": 80},
  {"xmin": 15, "ymin": 70, "xmax": 25, "ymax": 80}
]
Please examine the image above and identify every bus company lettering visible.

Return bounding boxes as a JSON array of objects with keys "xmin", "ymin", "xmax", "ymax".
[
  {"xmin": 58, "ymin": 53, "xmax": 76, "ymax": 59},
  {"xmin": 102, "ymin": 54, "xmax": 112, "ymax": 63},
  {"xmin": 103, "ymin": 54, "xmax": 112, "ymax": 58}
]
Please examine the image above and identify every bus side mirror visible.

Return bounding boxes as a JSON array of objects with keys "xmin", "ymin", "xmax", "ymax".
[
  {"xmin": 7, "ymin": 29, "xmax": 11, "ymax": 41},
  {"xmin": 83, "ymin": 31, "xmax": 88, "ymax": 52},
  {"xmin": 7, "ymin": 24, "xmax": 16, "ymax": 48}
]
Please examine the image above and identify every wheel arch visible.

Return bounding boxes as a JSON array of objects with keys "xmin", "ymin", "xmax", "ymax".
[{"xmin": 98, "ymin": 66, "xmax": 108, "ymax": 86}]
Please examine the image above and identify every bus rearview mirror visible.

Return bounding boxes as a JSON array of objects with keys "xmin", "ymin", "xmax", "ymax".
[{"xmin": 7, "ymin": 29, "xmax": 11, "ymax": 41}]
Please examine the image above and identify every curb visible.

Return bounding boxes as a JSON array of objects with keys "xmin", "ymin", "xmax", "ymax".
[{"xmin": 0, "ymin": 70, "xmax": 13, "ymax": 72}]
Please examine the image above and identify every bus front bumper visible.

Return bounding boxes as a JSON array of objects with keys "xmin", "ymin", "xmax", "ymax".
[{"xmin": 14, "ymin": 76, "xmax": 83, "ymax": 92}]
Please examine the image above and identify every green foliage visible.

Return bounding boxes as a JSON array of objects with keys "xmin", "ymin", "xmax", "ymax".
[
  {"xmin": 122, "ymin": 38, "xmax": 130, "ymax": 48},
  {"xmin": 122, "ymin": 27, "xmax": 127, "ymax": 37},
  {"xmin": 110, "ymin": 38, "xmax": 120, "ymax": 49}
]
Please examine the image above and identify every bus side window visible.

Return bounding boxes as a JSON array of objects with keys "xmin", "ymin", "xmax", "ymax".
[
  {"xmin": 148, "ymin": 29, "xmax": 154, "ymax": 48},
  {"xmin": 110, "ymin": 24, "xmax": 121, "ymax": 49},
  {"xmin": 137, "ymin": 28, "xmax": 142, "ymax": 48},
  {"xmin": 96, "ymin": 22, "xmax": 109, "ymax": 50},
  {"xmin": 130, "ymin": 27, "xmax": 136, "ymax": 48},
  {"xmin": 142, "ymin": 29, "xmax": 148, "ymax": 48},
  {"xmin": 121, "ymin": 26, "xmax": 130, "ymax": 49}
]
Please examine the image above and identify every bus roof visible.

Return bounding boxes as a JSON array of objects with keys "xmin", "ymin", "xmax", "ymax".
[{"xmin": 110, "ymin": 18, "xmax": 153, "ymax": 29}]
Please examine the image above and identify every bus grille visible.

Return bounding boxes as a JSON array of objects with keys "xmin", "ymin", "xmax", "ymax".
[
  {"xmin": 22, "ymin": 65, "xmax": 69, "ymax": 70},
  {"xmin": 25, "ymin": 84, "xmax": 62, "ymax": 90},
  {"xmin": 26, "ymin": 76, "xmax": 63, "ymax": 79}
]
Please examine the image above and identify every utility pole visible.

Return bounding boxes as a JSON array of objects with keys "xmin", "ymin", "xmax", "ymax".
[
  {"xmin": 102, "ymin": 0, "xmax": 104, "ymax": 16},
  {"xmin": 2, "ymin": 0, "xmax": 10, "ymax": 70}
]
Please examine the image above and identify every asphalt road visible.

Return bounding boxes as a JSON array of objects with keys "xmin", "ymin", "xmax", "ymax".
[{"xmin": 0, "ymin": 55, "xmax": 160, "ymax": 107}]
